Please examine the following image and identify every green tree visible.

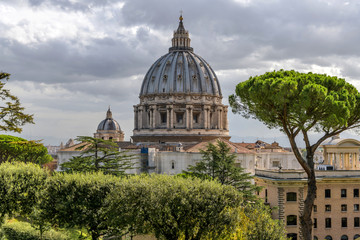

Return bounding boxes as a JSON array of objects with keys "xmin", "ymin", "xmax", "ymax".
[
  {"xmin": 229, "ymin": 69, "xmax": 360, "ymax": 240},
  {"xmin": 106, "ymin": 174, "xmax": 244, "ymax": 240},
  {"xmin": 0, "ymin": 72, "xmax": 34, "ymax": 133},
  {"xmin": 240, "ymin": 203, "xmax": 287, "ymax": 240},
  {"xmin": 39, "ymin": 172, "xmax": 119, "ymax": 240},
  {"xmin": 0, "ymin": 135, "xmax": 52, "ymax": 165},
  {"xmin": 61, "ymin": 136, "xmax": 135, "ymax": 176},
  {"xmin": 0, "ymin": 162, "xmax": 48, "ymax": 225},
  {"xmin": 184, "ymin": 140, "xmax": 259, "ymax": 199}
]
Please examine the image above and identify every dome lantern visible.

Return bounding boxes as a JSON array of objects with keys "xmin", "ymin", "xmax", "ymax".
[{"xmin": 169, "ymin": 14, "xmax": 193, "ymax": 52}]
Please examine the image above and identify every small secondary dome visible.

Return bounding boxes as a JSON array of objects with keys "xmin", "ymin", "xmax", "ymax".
[
  {"xmin": 97, "ymin": 108, "xmax": 121, "ymax": 131},
  {"xmin": 95, "ymin": 107, "xmax": 125, "ymax": 142}
]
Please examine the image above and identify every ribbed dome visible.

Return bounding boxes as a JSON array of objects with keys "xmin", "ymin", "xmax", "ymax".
[
  {"xmin": 97, "ymin": 108, "xmax": 121, "ymax": 131},
  {"xmin": 139, "ymin": 15, "xmax": 222, "ymax": 97},
  {"xmin": 140, "ymin": 51, "xmax": 221, "ymax": 96}
]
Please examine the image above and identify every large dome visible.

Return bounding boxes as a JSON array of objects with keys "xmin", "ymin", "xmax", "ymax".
[
  {"xmin": 140, "ymin": 51, "xmax": 222, "ymax": 96},
  {"xmin": 132, "ymin": 15, "xmax": 229, "ymax": 143}
]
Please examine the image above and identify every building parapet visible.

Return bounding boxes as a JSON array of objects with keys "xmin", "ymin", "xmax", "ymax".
[{"xmin": 255, "ymin": 169, "xmax": 360, "ymax": 180}]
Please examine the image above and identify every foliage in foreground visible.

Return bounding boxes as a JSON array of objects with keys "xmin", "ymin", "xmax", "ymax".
[
  {"xmin": 2, "ymin": 220, "xmax": 70, "ymax": 240},
  {"xmin": 39, "ymin": 172, "xmax": 119, "ymax": 240},
  {"xmin": 184, "ymin": 140, "xmax": 260, "ymax": 199},
  {"xmin": 0, "ymin": 162, "xmax": 287, "ymax": 240},
  {"xmin": 0, "ymin": 162, "xmax": 48, "ymax": 225},
  {"xmin": 106, "ymin": 174, "xmax": 244, "ymax": 240},
  {"xmin": 235, "ymin": 204, "xmax": 287, "ymax": 240},
  {"xmin": 229, "ymin": 69, "xmax": 360, "ymax": 240},
  {"xmin": 61, "ymin": 136, "xmax": 135, "ymax": 176},
  {"xmin": 0, "ymin": 135, "xmax": 52, "ymax": 165}
]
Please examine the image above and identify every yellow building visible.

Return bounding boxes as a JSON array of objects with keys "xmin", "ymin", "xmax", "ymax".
[{"xmin": 255, "ymin": 137, "xmax": 360, "ymax": 240}]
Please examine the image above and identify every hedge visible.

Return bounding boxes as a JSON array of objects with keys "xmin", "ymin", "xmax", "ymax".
[{"xmin": 2, "ymin": 221, "xmax": 70, "ymax": 240}]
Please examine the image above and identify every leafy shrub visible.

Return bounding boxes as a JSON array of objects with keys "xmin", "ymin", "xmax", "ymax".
[
  {"xmin": 40, "ymin": 172, "xmax": 119, "ymax": 240},
  {"xmin": 2, "ymin": 221, "xmax": 70, "ymax": 240},
  {"xmin": 0, "ymin": 162, "xmax": 48, "ymax": 224}
]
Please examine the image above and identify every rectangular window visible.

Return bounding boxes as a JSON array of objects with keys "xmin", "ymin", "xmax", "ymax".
[
  {"xmin": 355, "ymin": 204, "xmax": 360, "ymax": 212},
  {"xmin": 313, "ymin": 205, "xmax": 317, "ymax": 212},
  {"xmin": 355, "ymin": 217, "xmax": 360, "ymax": 227},
  {"xmin": 341, "ymin": 204, "xmax": 347, "ymax": 212},
  {"xmin": 193, "ymin": 113, "xmax": 199, "ymax": 124},
  {"xmin": 325, "ymin": 189, "xmax": 331, "ymax": 198},
  {"xmin": 325, "ymin": 205, "xmax": 331, "ymax": 212},
  {"xmin": 342, "ymin": 217, "xmax": 347, "ymax": 228},
  {"xmin": 354, "ymin": 189, "xmax": 359, "ymax": 198},
  {"xmin": 341, "ymin": 189, "xmax": 347, "ymax": 198},
  {"xmin": 325, "ymin": 218, "xmax": 331, "ymax": 228},
  {"xmin": 161, "ymin": 112, "xmax": 167, "ymax": 124},
  {"xmin": 286, "ymin": 192, "xmax": 297, "ymax": 202},
  {"xmin": 176, "ymin": 113, "xmax": 183, "ymax": 124},
  {"xmin": 314, "ymin": 218, "xmax": 317, "ymax": 228},
  {"xmin": 272, "ymin": 161, "xmax": 280, "ymax": 168},
  {"xmin": 286, "ymin": 215, "xmax": 297, "ymax": 226}
]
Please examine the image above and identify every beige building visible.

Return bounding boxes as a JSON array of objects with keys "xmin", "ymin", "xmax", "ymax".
[{"xmin": 256, "ymin": 137, "xmax": 360, "ymax": 240}]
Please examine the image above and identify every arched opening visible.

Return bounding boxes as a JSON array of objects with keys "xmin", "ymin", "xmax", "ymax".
[
  {"xmin": 354, "ymin": 234, "xmax": 360, "ymax": 240},
  {"xmin": 341, "ymin": 235, "xmax": 348, "ymax": 240},
  {"xmin": 325, "ymin": 236, "xmax": 332, "ymax": 240}
]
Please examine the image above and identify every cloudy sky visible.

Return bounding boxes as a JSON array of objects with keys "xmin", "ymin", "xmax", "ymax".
[{"xmin": 1, "ymin": 0, "xmax": 360, "ymax": 146}]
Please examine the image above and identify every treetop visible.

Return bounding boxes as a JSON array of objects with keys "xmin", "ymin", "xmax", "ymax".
[{"xmin": 229, "ymin": 69, "xmax": 360, "ymax": 135}]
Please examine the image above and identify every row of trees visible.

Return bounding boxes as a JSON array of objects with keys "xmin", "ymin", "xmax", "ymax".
[{"xmin": 0, "ymin": 162, "xmax": 287, "ymax": 240}]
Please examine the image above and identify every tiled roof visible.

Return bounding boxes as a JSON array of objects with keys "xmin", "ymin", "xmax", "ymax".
[
  {"xmin": 59, "ymin": 142, "xmax": 90, "ymax": 152},
  {"xmin": 185, "ymin": 138, "xmax": 255, "ymax": 154}
]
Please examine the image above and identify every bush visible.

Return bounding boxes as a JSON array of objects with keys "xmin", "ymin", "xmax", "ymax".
[
  {"xmin": 106, "ymin": 174, "xmax": 244, "ymax": 239},
  {"xmin": 0, "ymin": 162, "xmax": 48, "ymax": 224},
  {"xmin": 40, "ymin": 172, "xmax": 119, "ymax": 240},
  {"xmin": 2, "ymin": 221, "xmax": 70, "ymax": 240}
]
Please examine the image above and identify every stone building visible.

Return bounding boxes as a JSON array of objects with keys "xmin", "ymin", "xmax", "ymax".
[
  {"xmin": 256, "ymin": 136, "xmax": 360, "ymax": 240},
  {"xmin": 132, "ymin": 15, "xmax": 229, "ymax": 143},
  {"xmin": 322, "ymin": 135, "xmax": 360, "ymax": 170}
]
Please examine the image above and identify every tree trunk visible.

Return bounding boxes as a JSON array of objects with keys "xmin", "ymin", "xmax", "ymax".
[{"xmin": 300, "ymin": 157, "xmax": 317, "ymax": 240}]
